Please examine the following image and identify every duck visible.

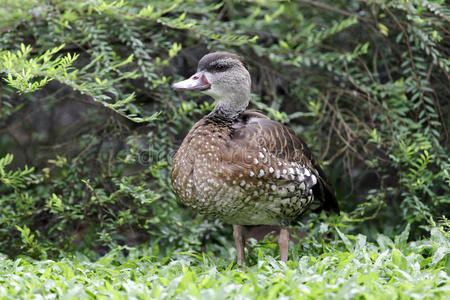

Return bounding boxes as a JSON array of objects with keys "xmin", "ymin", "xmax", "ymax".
[{"xmin": 171, "ymin": 52, "xmax": 339, "ymax": 265}]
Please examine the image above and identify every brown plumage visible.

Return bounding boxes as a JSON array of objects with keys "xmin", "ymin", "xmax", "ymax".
[{"xmin": 171, "ymin": 52, "xmax": 339, "ymax": 265}]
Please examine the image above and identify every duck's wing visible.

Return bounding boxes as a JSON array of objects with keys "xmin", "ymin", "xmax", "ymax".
[{"xmin": 229, "ymin": 110, "xmax": 339, "ymax": 214}]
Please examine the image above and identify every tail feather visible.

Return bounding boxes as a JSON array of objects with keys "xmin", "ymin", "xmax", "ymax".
[{"xmin": 313, "ymin": 165, "xmax": 340, "ymax": 215}]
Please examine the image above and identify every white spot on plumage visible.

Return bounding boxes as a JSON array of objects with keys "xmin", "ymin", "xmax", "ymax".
[
  {"xmin": 258, "ymin": 152, "xmax": 264, "ymax": 159},
  {"xmin": 299, "ymin": 182, "xmax": 305, "ymax": 191},
  {"xmin": 249, "ymin": 171, "xmax": 255, "ymax": 177},
  {"xmin": 254, "ymin": 158, "xmax": 259, "ymax": 164},
  {"xmin": 258, "ymin": 169, "xmax": 265, "ymax": 178},
  {"xmin": 275, "ymin": 169, "xmax": 281, "ymax": 179},
  {"xmin": 271, "ymin": 184, "xmax": 277, "ymax": 191},
  {"xmin": 240, "ymin": 181, "xmax": 245, "ymax": 187},
  {"xmin": 269, "ymin": 167, "xmax": 274, "ymax": 173},
  {"xmin": 311, "ymin": 174, "xmax": 317, "ymax": 185},
  {"xmin": 304, "ymin": 169, "xmax": 311, "ymax": 177}
]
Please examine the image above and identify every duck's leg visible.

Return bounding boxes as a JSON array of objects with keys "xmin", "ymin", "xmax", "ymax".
[
  {"xmin": 232, "ymin": 224, "xmax": 245, "ymax": 266},
  {"xmin": 278, "ymin": 227, "xmax": 289, "ymax": 262}
]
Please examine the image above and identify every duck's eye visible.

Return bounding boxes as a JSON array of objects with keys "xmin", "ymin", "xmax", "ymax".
[{"xmin": 215, "ymin": 64, "xmax": 227, "ymax": 72}]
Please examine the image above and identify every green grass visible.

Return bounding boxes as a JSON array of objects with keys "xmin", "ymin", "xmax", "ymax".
[{"xmin": 0, "ymin": 225, "xmax": 448, "ymax": 299}]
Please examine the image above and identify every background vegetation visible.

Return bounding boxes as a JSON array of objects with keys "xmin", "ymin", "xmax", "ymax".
[{"xmin": 0, "ymin": 0, "xmax": 448, "ymax": 297}]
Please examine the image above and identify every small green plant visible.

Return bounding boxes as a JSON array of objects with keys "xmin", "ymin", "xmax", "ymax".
[
  {"xmin": 0, "ymin": 224, "xmax": 448, "ymax": 299},
  {"xmin": 0, "ymin": 154, "xmax": 34, "ymax": 190}
]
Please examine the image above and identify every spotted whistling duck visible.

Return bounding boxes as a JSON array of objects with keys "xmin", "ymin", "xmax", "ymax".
[{"xmin": 171, "ymin": 52, "xmax": 339, "ymax": 265}]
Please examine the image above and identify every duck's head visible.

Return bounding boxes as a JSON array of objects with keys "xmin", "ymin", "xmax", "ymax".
[{"xmin": 172, "ymin": 52, "xmax": 251, "ymax": 116}]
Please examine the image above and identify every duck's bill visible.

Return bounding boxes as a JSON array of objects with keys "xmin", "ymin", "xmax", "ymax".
[{"xmin": 171, "ymin": 73, "xmax": 211, "ymax": 91}]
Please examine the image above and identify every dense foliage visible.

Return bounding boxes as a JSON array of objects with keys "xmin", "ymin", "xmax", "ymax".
[
  {"xmin": 0, "ymin": 224, "xmax": 449, "ymax": 299},
  {"xmin": 0, "ymin": 0, "xmax": 448, "ymax": 266}
]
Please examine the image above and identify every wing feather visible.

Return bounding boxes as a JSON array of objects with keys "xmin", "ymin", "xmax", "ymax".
[{"xmin": 230, "ymin": 110, "xmax": 339, "ymax": 214}]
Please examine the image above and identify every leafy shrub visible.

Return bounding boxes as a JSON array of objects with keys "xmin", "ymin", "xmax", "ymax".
[
  {"xmin": 0, "ymin": 0, "xmax": 448, "ymax": 258},
  {"xmin": 0, "ymin": 223, "xmax": 448, "ymax": 298}
]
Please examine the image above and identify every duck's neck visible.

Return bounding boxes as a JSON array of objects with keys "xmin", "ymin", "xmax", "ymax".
[
  {"xmin": 209, "ymin": 92, "xmax": 250, "ymax": 120},
  {"xmin": 209, "ymin": 104, "xmax": 244, "ymax": 120}
]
